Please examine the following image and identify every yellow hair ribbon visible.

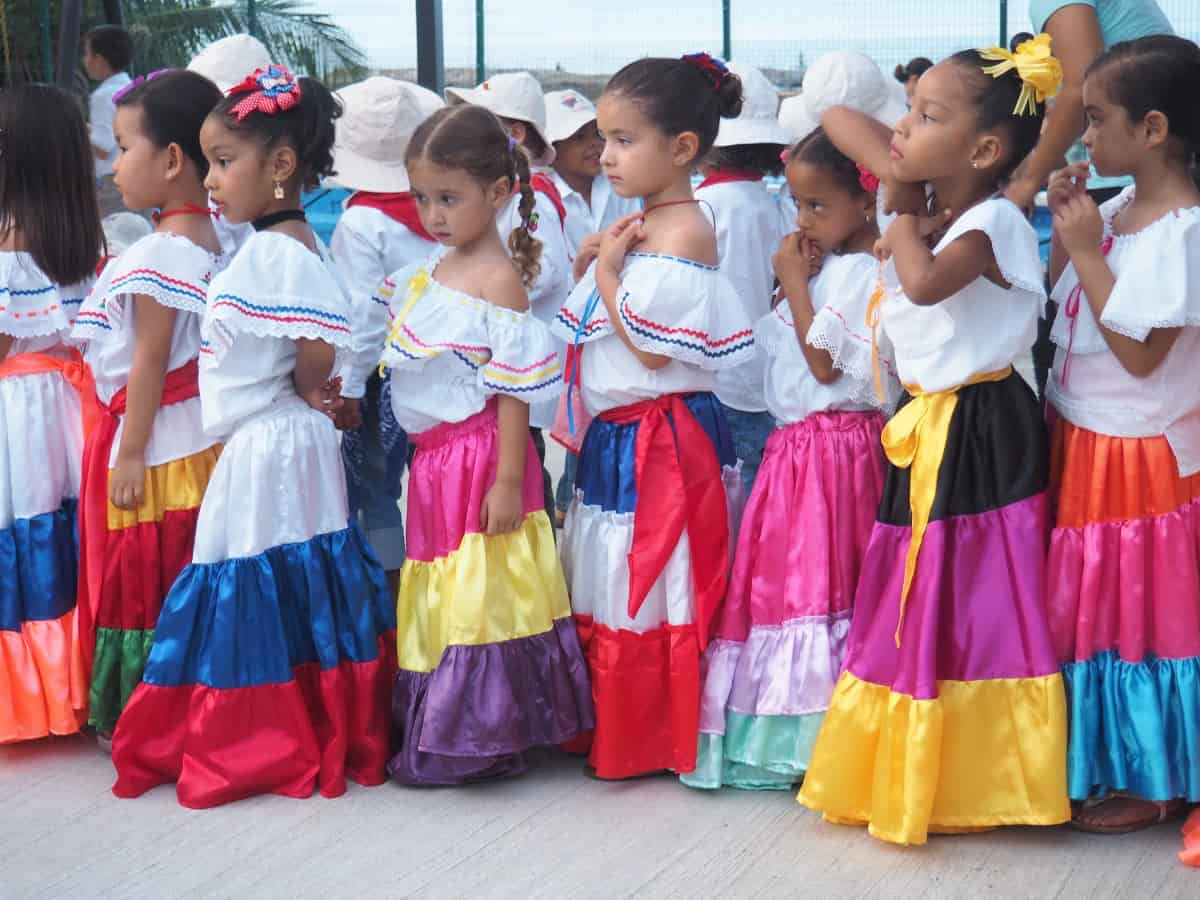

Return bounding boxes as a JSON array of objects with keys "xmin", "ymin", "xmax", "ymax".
[
  {"xmin": 882, "ymin": 367, "xmax": 1012, "ymax": 647},
  {"xmin": 378, "ymin": 268, "xmax": 431, "ymax": 377},
  {"xmin": 978, "ymin": 32, "xmax": 1063, "ymax": 117},
  {"xmin": 865, "ymin": 266, "xmax": 886, "ymax": 403}
]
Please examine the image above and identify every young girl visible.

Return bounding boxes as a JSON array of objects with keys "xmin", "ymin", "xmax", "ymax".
[
  {"xmin": 0, "ymin": 85, "xmax": 101, "ymax": 744},
  {"xmin": 551, "ymin": 54, "xmax": 755, "ymax": 780},
  {"xmin": 798, "ymin": 36, "xmax": 1071, "ymax": 843},
  {"xmin": 72, "ymin": 70, "xmax": 226, "ymax": 741},
  {"xmin": 683, "ymin": 130, "xmax": 899, "ymax": 790},
  {"xmin": 382, "ymin": 104, "xmax": 592, "ymax": 784},
  {"xmin": 696, "ymin": 61, "xmax": 792, "ymax": 492},
  {"xmin": 111, "ymin": 66, "xmax": 394, "ymax": 808},
  {"xmin": 1044, "ymin": 35, "xmax": 1200, "ymax": 834}
]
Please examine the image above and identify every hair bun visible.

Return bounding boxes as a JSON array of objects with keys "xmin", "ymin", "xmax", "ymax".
[{"xmin": 717, "ymin": 71, "xmax": 744, "ymax": 119}]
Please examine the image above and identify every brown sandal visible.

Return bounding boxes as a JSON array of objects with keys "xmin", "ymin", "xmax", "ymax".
[{"xmin": 1069, "ymin": 794, "xmax": 1188, "ymax": 835}]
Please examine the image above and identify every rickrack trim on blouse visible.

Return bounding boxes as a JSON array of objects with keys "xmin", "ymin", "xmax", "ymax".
[
  {"xmin": 209, "ymin": 293, "xmax": 352, "ymax": 336},
  {"xmin": 617, "ymin": 291, "xmax": 755, "ymax": 359}
]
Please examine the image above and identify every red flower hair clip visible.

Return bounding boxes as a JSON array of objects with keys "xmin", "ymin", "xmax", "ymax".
[
  {"xmin": 226, "ymin": 65, "xmax": 302, "ymax": 122},
  {"xmin": 682, "ymin": 52, "xmax": 731, "ymax": 92},
  {"xmin": 856, "ymin": 164, "xmax": 880, "ymax": 193}
]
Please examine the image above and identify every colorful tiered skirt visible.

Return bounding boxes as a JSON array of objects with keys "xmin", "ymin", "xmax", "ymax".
[
  {"xmin": 1048, "ymin": 418, "xmax": 1200, "ymax": 804},
  {"xmin": 389, "ymin": 402, "xmax": 593, "ymax": 785},
  {"xmin": 684, "ymin": 411, "xmax": 885, "ymax": 790},
  {"xmin": 0, "ymin": 366, "xmax": 86, "ymax": 742},
  {"xmin": 560, "ymin": 391, "xmax": 743, "ymax": 779},
  {"xmin": 112, "ymin": 399, "xmax": 395, "ymax": 808},
  {"xmin": 799, "ymin": 372, "xmax": 1070, "ymax": 844}
]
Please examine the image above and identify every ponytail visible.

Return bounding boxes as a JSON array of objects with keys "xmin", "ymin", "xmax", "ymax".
[{"xmin": 507, "ymin": 145, "xmax": 543, "ymax": 289}]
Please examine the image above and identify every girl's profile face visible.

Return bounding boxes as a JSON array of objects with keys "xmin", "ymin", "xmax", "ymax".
[
  {"xmin": 200, "ymin": 116, "xmax": 272, "ymax": 224},
  {"xmin": 1080, "ymin": 76, "xmax": 1139, "ymax": 178},
  {"xmin": 407, "ymin": 157, "xmax": 508, "ymax": 248},
  {"xmin": 595, "ymin": 93, "xmax": 680, "ymax": 199},
  {"xmin": 786, "ymin": 161, "xmax": 874, "ymax": 254},
  {"xmin": 889, "ymin": 61, "xmax": 982, "ymax": 183},
  {"xmin": 554, "ymin": 121, "xmax": 604, "ymax": 182},
  {"xmin": 112, "ymin": 105, "xmax": 170, "ymax": 213}
]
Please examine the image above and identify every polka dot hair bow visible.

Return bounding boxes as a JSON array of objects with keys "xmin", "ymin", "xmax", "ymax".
[{"xmin": 226, "ymin": 65, "xmax": 303, "ymax": 122}]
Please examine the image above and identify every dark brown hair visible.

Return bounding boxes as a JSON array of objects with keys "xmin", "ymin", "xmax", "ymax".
[
  {"xmin": 711, "ymin": 143, "xmax": 786, "ymax": 177},
  {"xmin": 84, "ymin": 25, "xmax": 133, "ymax": 73},
  {"xmin": 787, "ymin": 127, "xmax": 871, "ymax": 197},
  {"xmin": 894, "ymin": 57, "xmax": 933, "ymax": 84},
  {"xmin": 949, "ymin": 49, "xmax": 1046, "ymax": 183},
  {"xmin": 0, "ymin": 84, "xmax": 102, "ymax": 285},
  {"xmin": 605, "ymin": 56, "xmax": 743, "ymax": 162},
  {"xmin": 115, "ymin": 70, "xmax": 223, "ymax": 178},
  {"xmin": 406, "ymin": 105, "xmax": 542, "ymax": 288},
  {"xmin": 209, "ymin": 74, "xmax": 341, "ymax": 191}
]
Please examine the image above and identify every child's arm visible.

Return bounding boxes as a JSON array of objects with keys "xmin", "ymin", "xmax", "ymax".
[
  {"xmin": 294, "ymin": 338, "xmax": 343, "ymax": 420},
  {"xmin": 110, "ymin": 296, "xmax": 175, "ymax": 510},
  {"xmin": 1056, "ymin": 193, "xmax": 1181, "ymax": 376},
  {"xmin": 773, "ymin": 233, "xmax": 838, "ymax": 384},
  {"xmin": 886, "ymin": 210, "xmax": 989, "ymax": 305},
  {"xmin": 821, "ymin": 107, "xmax": 925, "ymax": 216},
  {"xmin": 0, "ymin": 335, "xmax": 13, "ymax": 363},
  {"xmin": 595, "ymin": 212, "xmax": 671, "ymax": 370}
]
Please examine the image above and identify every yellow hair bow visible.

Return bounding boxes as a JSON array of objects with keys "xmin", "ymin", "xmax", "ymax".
[{"xmin": 978, "ymin": 32, "xmax": 1063, "ymax": 117}]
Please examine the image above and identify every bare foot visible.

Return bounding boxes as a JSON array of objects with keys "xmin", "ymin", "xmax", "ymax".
[{"xmin": 1071, "ymin": 795, "xmax": 1186, "ymax": 834}]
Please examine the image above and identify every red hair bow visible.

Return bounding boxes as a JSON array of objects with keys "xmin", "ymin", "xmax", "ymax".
[
  {"xmin": 682, "ymin": 52, "xmax": 730, "ymax": 91},
  {"xmin": 856, "ymin": 164, "xmax": 880, "ymax": 193},
  {"xmin": 226, "ymin": 65, "xmax": 302, "ymax": 122}
]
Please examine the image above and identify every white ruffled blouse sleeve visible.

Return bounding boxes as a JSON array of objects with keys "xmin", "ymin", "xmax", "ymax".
[
  {"xmin": 0, "ymin": 253, "xmax": 90, "ymax": 340},
  {"xmin": 940, "ymin": 196, "xmax": 1046, "ymax": 301},
  {"xmin": 1100, "ymin": 207, "xmax": 1200, "ymax": 341},
  {"xmin": 72, "ymin": 232, "xmax": 219, "ymax": 343},
  {"xmin": 202, "ymin": 232, "xmax": 352, "ymax": 362},
  {"xmin": 479, "ymin": 305, "xmax": 563, "ymax": 405},
  {"xmin": 551, "ymin": 263, "xmax": 613, "ymax": 346},
  {"xmin": 612, "ymin": 253, "xmax": 755, "ymax": 369}
]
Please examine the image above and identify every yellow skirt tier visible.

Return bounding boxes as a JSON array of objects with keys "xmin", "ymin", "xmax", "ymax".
[{"xmin": 798, "ymin": 672, "xmax": 1071, "ymax": 845}]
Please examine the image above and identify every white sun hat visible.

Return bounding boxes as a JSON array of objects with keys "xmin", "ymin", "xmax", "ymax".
[
  {"xmin": 544, "ymin": 89, "xmax": 597, "ymax": 144},
  {"xmin": 445, "ymin": 72, "xmax": 556, "ymax": 166},
  {"xmin": 328, "ymin": 77, "xmax": 444, "ymax": 193},
  {"xmin": 777, "ymin": 94, "xmax": 819, "ymax": 143},
  {"xmin": 101, "ymin": 212, "xmax": 153, "ymax": 257},
  {"xmin": 801, "ymin": 50, "xmax": 909, "ymax": 130},
  {"xmin": 714, "ymin": 62, "xmax": 792, "ymax": 148},
  {"xmin": 187, "ymin": 34, "xmax": 271, "ymax": 93}
]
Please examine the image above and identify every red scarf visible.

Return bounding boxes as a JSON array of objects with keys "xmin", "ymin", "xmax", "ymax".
[
  {"xmin": 76, "ymin": 359, "xmax": 201, "ymax": 673},
  {"xmin": 345, "ymin": 192, "xmax": 436, "ymax": 242},
  {"xmin": 529, "ymin": 174, "xmax": 568, "ymax": 227},
  {"xmin": 697, "ymin": 169, "xmax": 764, "ymax": 189},
  {"xmin": 597, "ymin": 393, "xmax": 730, "ymax": 650}
]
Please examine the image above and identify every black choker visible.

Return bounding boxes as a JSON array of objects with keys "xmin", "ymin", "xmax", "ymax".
[{"xmin": 251, "ymin": 209, "xmax": 307, "ymax": 231}]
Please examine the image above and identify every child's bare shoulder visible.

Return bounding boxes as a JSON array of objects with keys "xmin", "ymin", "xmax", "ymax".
[
  {"xmin": 644, "ymin": 209, "xmax": 718, "ymax": 266},
  {"xmin": 480, "ymin": 260, "xmax": 531, "ymax": 313}
]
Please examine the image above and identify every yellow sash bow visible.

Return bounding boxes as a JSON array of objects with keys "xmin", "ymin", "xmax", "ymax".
[{"xmin": 882, "ymin": 367, "xmax": 1013, "ymax": 646}]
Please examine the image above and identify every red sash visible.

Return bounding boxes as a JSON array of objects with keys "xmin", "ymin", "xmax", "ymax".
[
  {"xmin": 344, "ymin": 191, "xmax": 436, "ymax": 243},
  {"xmin": 529, "ymin": 174, "xmax": 568, "ymax": 227},
  {"xmin": 76, "ymin": 359, "xmax": 201, "ymax": 672},
  {"xmin": 697, "ymin": 169, "xmax": 764, "ymax": 189},
  {"xmin": 598, "ymin": 393, "xmax": 729, "ymax": 649}
]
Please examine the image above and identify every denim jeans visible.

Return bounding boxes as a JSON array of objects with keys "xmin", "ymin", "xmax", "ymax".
[
  {"xmin": 555, "ymin": 451, "xmax": 579, "ymax": 513},
  {"xmin": 720, "ymin": 405, "xmax": 775, "ymax": 495},
  {"xmin": 342, "ymin": 374, "xmax": 407, "ymax": 571}
]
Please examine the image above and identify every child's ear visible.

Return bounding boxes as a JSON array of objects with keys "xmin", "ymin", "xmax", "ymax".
[
  {"xmin": 164, "ymin": 142, "xmax": 186, "ymax": 182},
  {"xmin": 487, "ymin": 175, "xmax": 512, "ymax": 209},
  {"xmin": 270, "ymin": 144, "xmax": 299, "ymax": 187},
  {"xmin": 970, "ymin": 133, "xmax": 1003, "ymax": 173},
  {"xmin": 1142, "ymin": 109, "xmax": 1169, "ymax": 150},
  {"xmin": 672, "ymin": 131, "xmax": 701, "ymax": 168}
]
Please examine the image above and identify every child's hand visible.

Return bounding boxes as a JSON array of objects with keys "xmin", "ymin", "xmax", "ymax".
[
  {"xmin": 1054, "ymin": 193, "xmax": 1104, "ymax": 258},
  {"xmin": 1047, "ymin": 162, "xmax": 1089, "ymax": 215},
  {"xmin": 301, "ymin": 375, "xmax": 344, "ymax": 422},
  {"xmin": 573, "ymin": 232, "xmax": 603, "ymax": 282},
  {"xmin": 874, "ymin": 235, "xmax": 893, "ymax": 263},
  {"xmin": 332, "ymin": 397, "xmax": 362, "ymax": 431},
  {"xmin": 597, "ymin": 213, "xmax": 646, "ymax": 279},
  {"xmin": 881, "ymin": 178, "xmax": 927, "ymax": 217},
  {"xmin": 773, "ymin": 232, "xmax": 822, "ymax": 286},
  {"xmin": 110, "ymin": 452, "xmax": 146, "ymax": 511},
  {"xmin": 480, "ymin": 478, "xmax": 523, "ymax": 535}
]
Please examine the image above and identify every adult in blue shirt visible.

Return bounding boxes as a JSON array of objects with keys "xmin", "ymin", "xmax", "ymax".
[{"xmin": 1007, "ymin": 0, "xmax": 1173, "ymax": 208}]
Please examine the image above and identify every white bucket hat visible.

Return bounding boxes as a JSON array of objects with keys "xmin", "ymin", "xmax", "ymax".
[
  {"xmin": 102, "ymin": 212, "xmax": 153, "ymax": 257},
  {"xmin": 714, "ymin": 62, "xmax": 792, "ymax": 148},
  {"xmin": 187, "ymin": 34, "xmax": 271, "ymax": 93},
  {"xmin": 445, "ymin": 72, "xmax": 556, "ymax": 166},
  {"xmin": 544, "ymin": 89, "xmax": 597, "ymax": 144},
  {"xmin": 328, "ymin": 77, "xmax": 444, "ymax": 193},
  {"xmin": 777, "ymin": 94, "xmax": 818, "ymax": 143},
  {"xmin": 801, "ymin": 50, "xmax": 909, "ymax": 130}
]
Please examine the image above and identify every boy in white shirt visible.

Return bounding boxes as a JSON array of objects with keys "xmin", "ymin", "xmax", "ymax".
[{"xmin": 81, "ymin": 26, "xmax": 133, "ymax": 217}]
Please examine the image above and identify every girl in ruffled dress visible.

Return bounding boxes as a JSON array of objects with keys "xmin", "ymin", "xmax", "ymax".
[
  {"xmin": 0, "ymin": 85, "xmax": 101, "ymax": 743},
  {"xmin": 382, "ymin": 104, "xmax": 594, "ymax": 785},
  {"xmin": 71, "ymin": 71, "xmax": 226, "ymax": 740},
  {"xmin": 684, "ymin": 129, "xmax": 899, "ymax": 790},
  {"xmin": 798, "ymin": 36, "xmax": 1072, "ymax": 843},
  {"xmin": 1044, "ymin": 34, "xmax": 1200, "ymax": 835},
  {"xmin": 112, "ymin": 66, "xmax": 394, "ymax": 808},
  {"xmin": 552, "ymin": 54, "xmax": 756, "ymax": 780}
]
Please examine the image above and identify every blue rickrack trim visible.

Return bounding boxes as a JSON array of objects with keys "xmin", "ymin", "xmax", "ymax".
[{"xmin": 627, "ymin": 251, "xmax": 719, "ymax": 271}]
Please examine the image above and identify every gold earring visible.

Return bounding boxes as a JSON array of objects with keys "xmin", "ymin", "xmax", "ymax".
[
  {"xmin": 273, "ymin": 180, "xmax": 285, "ymax": 200},
  {"xmin": 971, "ymin": 161, "xmax": 980, "ymax": 170}
]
